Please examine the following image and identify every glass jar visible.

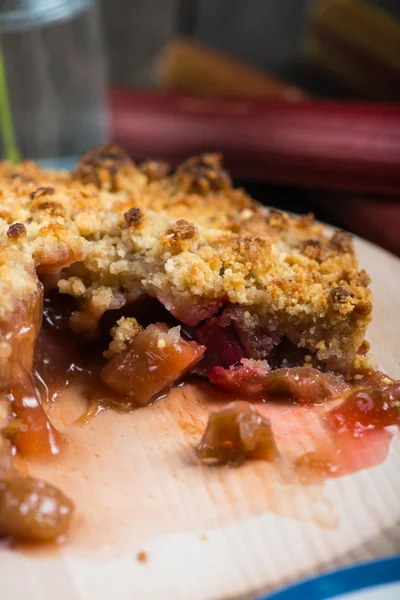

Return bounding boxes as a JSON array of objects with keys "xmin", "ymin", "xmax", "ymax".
[{"xmin": 0, "ymin": 0, "xmax": 107, "ymax": 162}]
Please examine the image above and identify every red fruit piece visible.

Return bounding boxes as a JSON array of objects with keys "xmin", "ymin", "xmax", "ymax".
[
  {"xmin": 210, "ymin": 363, "xmax": 349, "ymax": 403},
  {"xmin": 195, "ymin": 314, "xmax": 244, "ymax": 375},
  {"xmin": 209, "ymin": 360, "xmax": 270, "ymax": 396},
  {"xmin": 101, "ymin": 323, "xmax": 205, "ymax": 405},
  {"xmin": 327, "ymin": 383, "xmax": 400, "ymax": 435}
]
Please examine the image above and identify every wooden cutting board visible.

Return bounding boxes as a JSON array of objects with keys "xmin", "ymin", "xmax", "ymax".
[{"xmin": 1, "ymin": 235, "xmax": 399, "ymax": 600}]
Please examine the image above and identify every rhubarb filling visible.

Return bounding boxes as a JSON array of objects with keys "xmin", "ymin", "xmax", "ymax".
[{"xmin": 1, "ymin": 289, "xmax": 399, "ymax": 544}]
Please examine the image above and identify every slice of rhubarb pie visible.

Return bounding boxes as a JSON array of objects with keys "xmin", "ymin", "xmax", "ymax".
[{"xmin": 0, "ymin": 145, "xmax": 397, "ymax": 542}]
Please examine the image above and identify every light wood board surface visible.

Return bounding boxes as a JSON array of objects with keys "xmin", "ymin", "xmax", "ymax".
[{"xmin": 1, "ymin": 235, "xmax": 399, "ymax": 600}]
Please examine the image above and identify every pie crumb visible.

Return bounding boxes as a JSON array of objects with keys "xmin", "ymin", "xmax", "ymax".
[
  {"xmin": 136, "ymin": 551, "xmax": 148, "ymax": 563},
  {"xmin": 104, "ymin": 317, "xmax": 143, "ymax": 358}
]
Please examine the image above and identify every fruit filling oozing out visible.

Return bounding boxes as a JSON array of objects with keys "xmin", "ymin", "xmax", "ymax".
[
  {"xmin": 1, "ymin": 290, "xmax": 399, "ymax": 545},
  {"xmin": 0, "ymin": 146, "xmax": 399, "ymax": 544}
]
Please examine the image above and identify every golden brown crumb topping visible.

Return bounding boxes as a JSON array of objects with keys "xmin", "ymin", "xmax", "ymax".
[
  {"xmin": 140, "ymin": 160, "xmax": 170, "ymax": 181},
  {"xmin": 73, "ymin": 144, "xmax": 137, "ymax": 192},
  {"xmin": 175, "ymin": 153, "xmax": 232, "ymax": 194},
  {"xmin": 7, "ymin": 223, "xmax": 26, "ymax": 241},
  {"xmin": 104, "ymin": 317, "xmax": 143, "ymax": 359},
  {"xmin": 123, "ymin": 207, "xmax": 143, "ymax": 226},
  {"xmin": 0, "ymin": 146, "xmax": 372, "ymax": 368},
  {"xmin": 30, "ymin": 186, "xmax": 55, "ymax": 200}
]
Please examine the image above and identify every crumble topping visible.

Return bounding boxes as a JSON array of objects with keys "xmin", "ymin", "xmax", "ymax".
[
  {"xmin": 124, "ymin": 207, "xmax": 143, "ymax": 226},
  {"xmin": 7, "ymin": 223, "xmax": 26, "ymax": 241},
  {"xmin": 104, "ymin": 317, "xmax": 143, "ymax": 359},
  {"xmin": 30, "ymin": 186, "xmax": 55, "ymax": 200},
  {"xmin": 140, "ymin": 160, "xmax": 170, "ymax": 181},
  {"xmin": 175, "ymin": 153, "xmax": 232, "ymax": 194},
  {"xmin": 0, "ymin": 145, "xmax": 371, "ymax": 368}
]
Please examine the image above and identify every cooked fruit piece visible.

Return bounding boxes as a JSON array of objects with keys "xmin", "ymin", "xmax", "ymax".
[
  {"xmin": 209, "ymin": 360, "xmax": 270, "ymax": 396},
  {"xmin": 258, "ymin": 366, "xmax": 350, "ymax": 403},
  {"xmin": 9, "ymin": 376, "xmax": 62, "ymax": 456},
  {"xmin": 155, "ymin": 291, "xmax": 226, "ymax": 327},
  {"xmin": 210, "ymin": 363, "xmax": 349, "ymax": 403},
  {"xmin": 194, "ymin": 311, "xmax": 244, "ymax": 375},
  {"xmin": 101, "ymin": 323, "xmax": 206, "ymax": 405},
  {"xmin": 0, "ymin": 401, "xmax": 15, "ymax": 481},
  {"xmin": 327, "ymin": 383, "xmax": 400, "ymax": 434},
  {"xmin": 0, "ymin": 271, "xmax": 43, "ymax": 390},
  {"xmin": 0, "ymin": 442, "xmax": 14, "ymax": 482},
  {"xmin": 0, "ymin": 270, "xmax": 61, "ymax": 457},
  {"xmin": 196, "ymin": 401, "xmax": 279, "ymax": 466},
  {"xmin": 0, "ymin": 476, "xmax": 74, "ymax": 541}
]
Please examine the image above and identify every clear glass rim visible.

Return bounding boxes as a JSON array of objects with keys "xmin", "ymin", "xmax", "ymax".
[{"xmin": 0, "ymin": 0, "xmax": 92, "ymax": 33}]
